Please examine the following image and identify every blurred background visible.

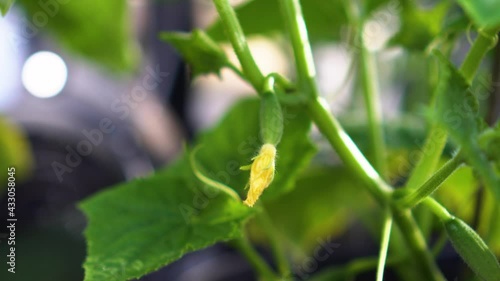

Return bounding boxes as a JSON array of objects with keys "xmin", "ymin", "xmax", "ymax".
[{"xmin": 0, "ymin": 0, "xmax": 499, "ymax": 280}]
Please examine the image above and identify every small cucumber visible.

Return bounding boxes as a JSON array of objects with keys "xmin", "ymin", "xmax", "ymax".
[
  {"xmin": 260, "ymin": 90, "xmax": 283, "ymax": 146},
  {"xmin": 444, "ymin": 217, "xmax": 500, "ymax": 281}
]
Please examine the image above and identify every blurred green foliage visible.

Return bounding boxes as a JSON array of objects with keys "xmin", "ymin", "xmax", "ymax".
[
  {"xmin": 12, "ymin": 0, "xmax": 138, "ymax": 72},
  {"xmin": 0, "ymin": 117, "xmax": 32, "ymax": 192},
  {"xmin": 160, "ymin": 29, "xmax": 229, "ymax": 77},
  {"xmin": 0, "ymin": 0, "xmax": 14, "ymax": 15}
]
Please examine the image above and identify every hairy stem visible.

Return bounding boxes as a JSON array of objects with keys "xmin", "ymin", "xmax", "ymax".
[
  {"xmin": 393, "ymin": 210, "xmax": 447, "ymax": 281},
  {"xmin": 460, "ymin": 27, "xmax": 500, "ymax": 84},
  {"xmin": 214, "ymin": 1, "xmax": 447, "ymax": 280},
  {"xmin": 407, "ymin": 28, "xmax": 499, "ymax": 191},
  {"xmin": 309, "ymin": 256, "xmax": 404, "ymax": 281},
  {"xmin": 306, "ymin": 98, "xmax": 392, "ymax": 203},
  {"xmin": 359, "ymin": 30, "xmax": 387, "ymax": 176},
  {"xmin": 279, "ymin": 0, "xmax": 391, "ymax": 202},
  {"xmin": 278, "ymin": 0, "xmax": 318, "ymax": 98},
  {"xmin": 404, "ymin": 124, "xmax": 448, "ymax": 190},
  {"xmin": 278, "ymin": 2, "xmax": 444, "ymax": 279},
  {"xmin": 256, "ymin": 207, "xmax": 291, "ymax": 278},
  {"xmin": 398, "ymin": 153, "xmax": 464, "ymax": 208},
  {"xmin": 376, "ymin": 208, "xmax": 393, "ymax": 281},
  {"xmin": 233, "ymin": 235, "xmax": 278, "ymax": 281},
  {"xmin": 212, "ymin": 0, "xmax": 264, "ymax": 90},
  {"xmin": 422, "ymin": 198, "xmax": 453, "ymax": 221}
]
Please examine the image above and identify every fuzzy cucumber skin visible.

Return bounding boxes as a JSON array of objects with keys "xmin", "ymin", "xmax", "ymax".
[
  {"xmin": 444, "ymin": 217, "xmax": 500, "ymax": 281},
  {"xmin": 260, "ymin": 92, "xmax": 283, "ymax": 145}
]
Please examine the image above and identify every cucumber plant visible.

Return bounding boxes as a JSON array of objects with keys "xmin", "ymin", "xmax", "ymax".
[{"xmin": 3, "ymin": 0, "xmax": 499, "ymax": 280}]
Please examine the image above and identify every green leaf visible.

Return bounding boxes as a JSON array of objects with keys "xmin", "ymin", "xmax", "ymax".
[
  {"xmin": 432, "ymin": 51, "xmax": 500, "ymax": 199},
  {"xmin": 207, "ymin": 0, "xmax": 349, "ymax": 43},
  {"xmin": 17, "ymin": 0, "xmax": 138, "ymax": 71},
  {"xmin": 80, "ymin": 158, "xmax": 253, "ymax": 281},
  {"xmin": 456, "ymin": 0, "xmax": 500, "ymax": 28},
  {"xmin": 195, "ymin": 98, "xmax": 316, "ymax": 201},
  {"xmin": 160, "ymin": 29, "xmax": 229, "ymax": 77},
  {"xmin": 0, "ymin": 0, "xmax": 14, "ymax": 15},
  {"xmin": 388, "ymin": 2, "xmax": 450, "ymax": 51}
]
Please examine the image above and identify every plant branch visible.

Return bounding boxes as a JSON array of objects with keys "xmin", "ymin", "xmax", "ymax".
[
  {"xmin": 274, "ymin": 1, "xmax": 448, "ymax": 280},
  {"xmin": 306, "ymin": 98, "xmax": 392, "ymax": 203},
  {"xmin": 268, "ymin": 73, "xmax": 296, "ymax": 92},
  {"xmin": 213, "ymin": 0, "xmax": 265, "ymax": 90},
  {"xmin": 279, "ymin": 0, "xmax": 391, "ymax": 202},
  {"xmin": 308, "ymin": 255, "xmax": 404, "ymax": 281},
  {"xmin": 376, "ymin": 208, "xmax": 393, "ymax": 281},
  {"xmin": 256, "ymin": 206, "xmax": 291, "ymax": 279},
  {"xmin": 393, "ymin": 210, "xmax": 447, "ymax": 281},
  {"xmin": 232, "ymin": 235, "xmax": 278, "ymax": 281},
  {"xmin": 404, "ymin": 124, "xmax": 448, "ymax": 190},
  {"xmin": 306, "ymin": 97, "xmax": 445, "ymax": 280},
  {"xmin": 278, "ymin": 2, "xmax": 444, "ymax": 279},
  {"xmin": 422, "ymin": 197, "xmax": 453, "ymax": 221},
  {"xmin": 278, "ymin": 0, "xmax": 318, "ymax": 98},
  {"xmin": 406, "ymin": 28, "xmax": 499, "ymax": 191},
  {"xmin": 431, "ymin": 230, "xmax": 449, "ymax": 257},
  {"xmin": 397, "ymin": 153, "xmax": 464, "ymax": 209},
  {"xmin": 227, "ymin": 63, "xmax": 247, "ymax": 80},
  {"xmin": 460, "ymin": 27, "xmax": 500, "ymax": 84},
  {"xmin": 359, "ymin": 30, "xmax": 387, "ymax": 177}
]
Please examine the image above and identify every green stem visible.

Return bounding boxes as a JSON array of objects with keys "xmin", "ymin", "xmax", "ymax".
[
  {"xmin": 227, "ymin": 63, "xmax": 247, "ymax": 81},
  {"xmin": 228, "ymin": 64, "xmax": 296, "ymax": 94},
  {"xmin": 393, "ymin": 210, "xmax": 447, "ymax": 281},
  {"xmin": 268, "ymin": 73, "xmax": 296, "ymax": 92},
  {"xmin": 432, "ymin": 230, "xmax": 449, "ymax": 257},
  {"xmin": 398, "ymin": 153, "xmax": 464, "ymax": 208},
  {"xmin": 346, "ymin": 256, "xmax": 401, "ymax": 276},
  {"xmin": 189, "ymin": 146, "xmax": 241, "ymax": 201},
  {"xmin": 213, "ymin": 0, "xmax": 264, "ymax": 90},
  {"xmin": 460, "ymin": 27, "xmax": 499, "ymax": 84},
  {"xmin": 256, "ymin": 208, "xmax": 291, "ymax": 278},
  {"xmin": 486, "ymin": 202, "xmax": 500, "ymax": 243},
  {"xmin": 422, "ymin": 197, "xmax": 453, "ymax": 221},
  {"xmin": 348, "ymin": 0, "xmax": 386, "ymax": 176},
  {"xmin": 279, "ymin": 0, "xmax": 391, "ymax": 203},
  {"xmin": 359, "ymin": 34, "xmax": 387, "ymax": 176},
  {"xmin": 278, "ymin": 0, "xmax": 318, "ymax": 98},
  {"xmin": 307, "ymin": 97, "xmax": 444, "ymax": 280},
  {"xmin": 306, "ymin": 98, "xmax": 392, "ymax": 203},
  {"xmin": 308, "ymin": 256, "xmax": 404, "ymax": 281},
  {"xmin": 278, "ymin": 2, "xmax": 443, "ymax": 279},
  {"xmin": 376, "ymin": 208, "xmax": 393, "ymax": 281},
  {"xmin": 233, "ymin": 235, "xmax": 278, "ymax": 281},
  {"xmin": 404, "ymin": 124, "xmax": 448, "ymax": 190},
  {"xmin": 406, "ymin": 27, "xmax": 499, "ymax": 190}
]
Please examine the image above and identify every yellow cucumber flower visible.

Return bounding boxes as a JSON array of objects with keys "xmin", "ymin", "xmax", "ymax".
[{"xmin": 243, "ymin": 143, "xmax": 277, "ymax": 207}]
